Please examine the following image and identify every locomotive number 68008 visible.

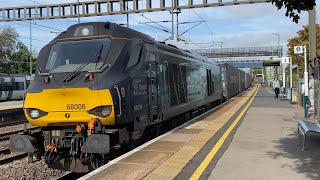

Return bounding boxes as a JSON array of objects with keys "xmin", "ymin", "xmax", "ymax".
[{"xmin": 66, "ymin": 104, "xmax": 86, "ymax": 110}]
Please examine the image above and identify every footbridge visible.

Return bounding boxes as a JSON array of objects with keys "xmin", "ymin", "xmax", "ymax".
[{"xmin": 190, "ymin": 46, "xmax": 283, "ymax": 68}]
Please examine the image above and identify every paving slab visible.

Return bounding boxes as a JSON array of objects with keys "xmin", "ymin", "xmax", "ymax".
[
  {"xmin": 0, "ymin": 100, "xmax": 23, "ymax": 110},
  {"xmin": 208, "ymin": 87, "xmax": 320, "ymax": 180}
]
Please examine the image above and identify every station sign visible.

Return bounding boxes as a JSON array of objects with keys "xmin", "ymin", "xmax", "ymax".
[
  {"xmin": 294, "ymin": 46, "xmax": 303, "ymax": 54},
  {"xmin": 281, "ymin": 57, "xmax": 290, "ymax": 64}
]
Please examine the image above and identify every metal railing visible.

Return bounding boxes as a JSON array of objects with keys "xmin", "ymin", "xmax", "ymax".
[{"xmin": 190, "ymin": 46, "xmax": 283, "ymax": 58}]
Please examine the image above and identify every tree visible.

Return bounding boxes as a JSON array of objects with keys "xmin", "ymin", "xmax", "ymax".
[
  {"xmin": 0, "ymin": 27, "xmax": 18, "ymax": 65},
  {"xmin": 0, "ymin": 27, "xmax": 35, "ymax": 74},
  {"xmin": 10, "ymin": 42, "xmax": 35, "ymax": 74},
  {"xmin": 271, "ymin": 0, "xmax": 316, "ymax": 23},
  {"xmin": 287, "ymin": 24, "xmax": 320, "ymax": 74}
]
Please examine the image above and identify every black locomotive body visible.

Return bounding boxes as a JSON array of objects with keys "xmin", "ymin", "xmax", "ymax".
[{"xmin": 9, "ymin": 22, "xmax": 249, "ymax": 172}]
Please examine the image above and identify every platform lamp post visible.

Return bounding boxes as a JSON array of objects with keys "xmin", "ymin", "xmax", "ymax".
[
  {"xmin": 290, "ymin": 57, "xmax": 293, "ymax": 104},
  {"xmin": 303, "ymin": 45, "xmax": 309, "ymax": 118},
  {"xmin": 294, "ymin": 45, "xmax": 308, "ymax": 117},
  {"xmin": 273, "ymin": 33, "xmax": 281, "ymax": 80},
  {"xmin": 272, "ymin": 33, "xmax": 281, "ymax": 58}
]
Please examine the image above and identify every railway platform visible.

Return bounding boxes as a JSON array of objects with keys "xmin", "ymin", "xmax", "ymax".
[
  {"xmin": 0, "ymin": 101, "xmax": 24, "ymax": 122},
  {"xmin": 0, "ymin": 100, "xmax": 23, "ymax": 111},
  {"xmin": 80, "ymin": 86, "xmax": 320, "ymax": 180}
]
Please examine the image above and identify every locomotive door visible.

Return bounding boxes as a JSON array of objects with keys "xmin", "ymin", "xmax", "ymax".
[{"xmin": 148, "ymin": 52, "xmax": 159, "ymax": 122}]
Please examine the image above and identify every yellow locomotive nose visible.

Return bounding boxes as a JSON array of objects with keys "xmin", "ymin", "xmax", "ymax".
[{"xmin": 24, "ymin": 88, "xmax": 115, "ymax": 127}]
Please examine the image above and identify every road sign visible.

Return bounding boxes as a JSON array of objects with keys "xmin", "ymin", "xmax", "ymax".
[
  {"xmin": 294, "ymin": 46, "xmax": 303, "ymax": 54},
  {"xmin": 282, "ymin": 57, "xmax": 290, "ymax": 64}
]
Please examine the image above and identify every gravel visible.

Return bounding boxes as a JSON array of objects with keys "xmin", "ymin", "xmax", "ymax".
[
  {"xmin": 0, "ymin": 152, "xmax": 22, "ymax": 160},
  {"xmin": 0, "ymin": 140, "xmax": 9, "ymax": 149},
  {"xmin": 0, "ymin": 158, "xmax": 67, "ymax": 180},
  {"xmin": 0, "ymin": 123, "xmax": 68, "ymax": 180},
  {"xmin": 0, "ymin": 123, "xmax": 34, "ymax": 135}
]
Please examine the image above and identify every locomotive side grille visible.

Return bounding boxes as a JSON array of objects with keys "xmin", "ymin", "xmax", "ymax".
[{"xmin": 169, "ymin": 64, "xmax": 179, "ymax": 106}]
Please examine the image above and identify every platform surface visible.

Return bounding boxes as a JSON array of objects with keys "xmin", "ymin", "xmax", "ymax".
[
  {"xmin": 208, "ymin": 87, "xmax": 320, "ymax": 180},
  {"xmin": 81, "ymin": 87, "xmax": 320, "ymax": 180},
  {"xmin": 0, "ymin": 100, "xmax": 23, "ymax": 111}
]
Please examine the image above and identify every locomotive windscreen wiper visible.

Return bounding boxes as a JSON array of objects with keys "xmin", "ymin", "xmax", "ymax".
[{"xmin": 63, "ymin": 44, "xmax": 103, "ymax": 83}]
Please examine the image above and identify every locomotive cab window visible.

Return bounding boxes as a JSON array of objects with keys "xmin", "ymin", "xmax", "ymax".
[
  {"xmin": 126, "ymin": 44, "xmax": 143, "ymax": 70},
  {"xmin": 45, "ymin": 38, "xmax": 111, "ymax": 73}
]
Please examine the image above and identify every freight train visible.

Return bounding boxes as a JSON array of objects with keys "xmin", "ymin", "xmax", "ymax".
[
  {"xmin": 220, "ymin": 64, "xmax": 251, "ymax": 100},
  {"xmin": 9, "ymin": 22, "xmax": 251, "ymax": 172}
]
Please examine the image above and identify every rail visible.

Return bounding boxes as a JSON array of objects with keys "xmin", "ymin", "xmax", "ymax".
[
  {"xmin": 0, "ymin": 127, "xmax": 39, "ymax": 141},
  {"xmin": 0, "ymin": 153, "xmax": 27, "ymax": 165},
  {"xmin": 0, "ymin": 120, "xmax": 27, "ymax": 128}
]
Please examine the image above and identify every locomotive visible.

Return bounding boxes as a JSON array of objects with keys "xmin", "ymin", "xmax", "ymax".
[{"xmin": 9, "ymin": 22, "xmax": 250, "ymax": 172}]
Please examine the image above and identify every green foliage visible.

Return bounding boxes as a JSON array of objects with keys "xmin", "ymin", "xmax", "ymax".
[
  {"xmin": 0, "ymin": 27, "xmax": 35, "ymax": 74},
  {"xmin": 271, "ymin": 0, "xmax": 316, "ymax": 23},
  {"xmin": 0, "ymin": 28, "xmax": 18, "ymax": 63},
  {"xmin": 287, "ymin": 24, "xmax": 320, "ymax": 76}
]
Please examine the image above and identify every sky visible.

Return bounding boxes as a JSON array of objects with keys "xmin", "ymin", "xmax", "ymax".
[{"xmin": 0, "ymin": 0, "xmax": 319, "ymax": 56}]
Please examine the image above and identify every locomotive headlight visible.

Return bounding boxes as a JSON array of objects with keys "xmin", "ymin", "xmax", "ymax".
[
  {"xmin": 30, "ymin": 110, "xmax": 39, "ymax": 118},
  {"xmin": 88, "ymin": 106, "xmax": 112, "ymax": 118},
  {"xmin": 101, "ymin": 107, "xmax": 112, "ymax": 117},
  {"xmin": 26, "ymin": 108, "xmax": 48, "ymax": 119},
  {"xmin": 82, "ymin": 28, "xmax": 90, "ymax": 36}
]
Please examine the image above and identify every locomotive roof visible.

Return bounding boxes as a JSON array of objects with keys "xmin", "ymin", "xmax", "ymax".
[
  {"xmin": 51, "ymin": 22, "xmax": 218, "ymax": 66},
  {"xmin": 51, "ymin": 22, "xmax": 155, "ymax": 43}
]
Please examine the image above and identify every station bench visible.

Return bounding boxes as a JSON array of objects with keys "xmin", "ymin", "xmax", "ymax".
[
  {"xmin": 297, "ymin": 120, "xmax": 320, "ymax": 150},
  {"xmin": 279, "ymin": 93, "xmax": 287, "ymax": 100},
  {"xmin": 279, "ymin": 87, "xmax": 288, "ymax": 100}
]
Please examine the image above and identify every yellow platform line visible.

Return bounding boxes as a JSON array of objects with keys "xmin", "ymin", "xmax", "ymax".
[
  {"xmin": 143, "ymin": 87, "xmax": 257, "ymax": 180},
  {"xmin": 189, "ymin": 86, "xmax": 259, "ymax": 180}
]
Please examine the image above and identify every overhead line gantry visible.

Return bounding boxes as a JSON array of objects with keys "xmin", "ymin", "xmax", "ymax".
[{"xmin": 0, "ymin": 0, "xmax": 271, "ymax": 22}]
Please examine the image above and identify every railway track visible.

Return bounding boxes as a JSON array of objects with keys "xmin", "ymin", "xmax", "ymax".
[
  {"xmin": 0, "ymin": 120, "xmax": 27, "ymax": 128},
  {"xmin": 0, "ymin": 126, "xmax": 41, "ymax": 166},
  {"xmin": 0, "ymin": 148, "xmax": 10, "ymax": 155},
  {"xmin": 0, "ymin": 148, "xmax": 27, "ymax": 166},
  {"xmin": 0, "ymin": 152, "xmax": 27, "ymax": 165},
  {"xmin": 0, "ymin": 127, "xmax": 39, "ymax": 141}
]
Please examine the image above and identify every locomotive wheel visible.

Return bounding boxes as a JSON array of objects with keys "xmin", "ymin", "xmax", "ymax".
[{"xmin": 90, "ymin": 154, "xmax": 107, "ymax": 169}]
